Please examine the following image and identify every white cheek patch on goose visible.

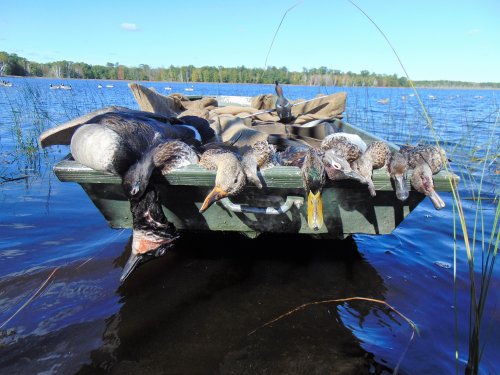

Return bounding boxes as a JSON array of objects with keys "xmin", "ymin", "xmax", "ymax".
[{"xmin": 179, "ymin": 125, "xmax": 201, "ymax": 142}]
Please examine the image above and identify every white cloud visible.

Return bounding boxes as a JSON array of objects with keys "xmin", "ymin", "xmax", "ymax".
[
  {"xmin": 121, "ymin": 23, "xmax": 139, "ymax": 31},
  {"xmin": 467, "ymin": 29, "xmax": 481, "ymax": 36}
]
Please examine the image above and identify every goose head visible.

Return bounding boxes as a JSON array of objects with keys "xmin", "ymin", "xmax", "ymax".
[{"xmin": 120, "ymin": 186, "xmax": 179, "ymax": 282}]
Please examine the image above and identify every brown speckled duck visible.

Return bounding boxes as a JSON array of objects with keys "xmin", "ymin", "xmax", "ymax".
[
  {"xmin": 387, "ymin": 151, "xmax": 409, "ymax": 201},
  {"xmin": 410, "ymin": 161, "xmax": 445, "ymax": 209},
  {"xmin": 350, "ymin": 141, "xmax": 391, "ymax": 197},
  {"xmin": 198, "ymin": 148, "xmax": 248, "ymax": 213},
  {"xmin": 400, "ymin": 144, "xmax": 448, "ymax": 173},
  {"xmin": 320, "ymin": 133, "xmax": 366, "ymax": 162},
  {"xmin": 401, "ymin": 144, "xmax": 448, "ymax": 209}
]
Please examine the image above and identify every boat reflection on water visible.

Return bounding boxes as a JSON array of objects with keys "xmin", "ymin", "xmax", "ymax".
[{"xmin": 76, "ymin": 233, "xmax": 395, "ymax": 374}]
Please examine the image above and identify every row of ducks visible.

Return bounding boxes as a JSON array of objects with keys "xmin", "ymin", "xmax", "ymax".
[{"xmin": 68, "ymin": 108, "xmax": 448, "ymax": 281}]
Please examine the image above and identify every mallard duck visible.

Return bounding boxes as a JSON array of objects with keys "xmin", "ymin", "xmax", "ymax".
[
  {"xmin": 120, "ymin": 186, "xmax": 179, "ymax": 282},
  {"xmin": 275, "ymin": 81, "xmax": 294, "ymax": 123},
  {"xmin": 302, "ymin": 148, "xmax": 326, "ymax": 231},
  {"xmin": 350, "ymin": 141, "xmax": 391, "ymax": 197},
  {"xmin": 198, "ymin": 148, "xmax": 247, "ymax": 213},
  {"xmin": 387, "ymin": 151, "xmax": 409, "ymax": 201}
]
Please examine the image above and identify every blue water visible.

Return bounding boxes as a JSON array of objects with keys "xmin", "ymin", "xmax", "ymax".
[{"xmin": 0, "ymin": 77, "xmax": 498, "ymax": 374}]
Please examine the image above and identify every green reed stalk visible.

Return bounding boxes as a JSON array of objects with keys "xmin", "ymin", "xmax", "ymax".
[{"xmin": 347, "ymin": 1, "xmax": 499, "ymax": 373}]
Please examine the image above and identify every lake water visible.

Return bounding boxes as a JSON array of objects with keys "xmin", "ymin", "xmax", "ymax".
[{"xmin": 0, "ymin": 77, "xmax": 498, "ymax": 374}]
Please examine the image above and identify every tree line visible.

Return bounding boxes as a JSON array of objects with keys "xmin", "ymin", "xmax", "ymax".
[{"xmin": 1, "ymin": 51, "xmax": 498, "ymax": 89}]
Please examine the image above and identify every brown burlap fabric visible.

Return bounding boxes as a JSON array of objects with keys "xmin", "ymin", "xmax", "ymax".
[{"xmin": 128, "ymin": 83, "xmax": 346, "ymax": 148}]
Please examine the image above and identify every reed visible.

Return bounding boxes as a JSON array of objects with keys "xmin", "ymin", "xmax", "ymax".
[{"xmin": 346, "ymin": 2, "xmax": 499, "ymax": 373}]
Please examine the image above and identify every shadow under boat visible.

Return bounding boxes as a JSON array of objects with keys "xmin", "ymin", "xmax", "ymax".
[{"xmin": 77, "ymin": 233, "xmax": 394, "ymax": 375}]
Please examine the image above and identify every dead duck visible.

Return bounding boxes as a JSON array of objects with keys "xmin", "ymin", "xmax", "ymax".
[
  {"xmin": 410, "ymin": 161, "xmax": 445, "ymax": 209},
  {"xmin": 274, "ymin": 81, "xmax": 294, "ymax": 123},
  {"xmin": 387, "ymin": 151, "xmax": 410, "ymax": 201},
  {"xmin": 302, "ymin": 148, "xmax": 326, "ymax": 231},
  {"xmin": 120, "ymin": 185, "xmax": 179, "ymax": 282},
  {"xmin": 198, "ymin": 148, "xmax": 248, "ymax": 213},
  {"xmin": 400, "ymin": 144, "xmax": 448, "ymax": 209},
  {"xmin": 400, "ymin": 144, "xmax": 448, "ymax": 173},
  {"xmin": 320, "ymin": 133, "xmax": 364, "ymax": 163},
  {"xmin": 350, "ymin": 141, "xmax": 391, "ymax": 197}
]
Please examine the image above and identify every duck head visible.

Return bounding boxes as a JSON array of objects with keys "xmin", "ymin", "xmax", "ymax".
[
  {"xmin": 351, "ymin": 155, "xmax": 376, "ymax": 197},
  {"xmin": 411, "ymin": 162, "xmax": 445, "ymax": 210},
  {"xmin": 388, "ymin": 151, "xmax": 409, "ymax": 201},
  {"xmin": 199, "ymin": 151, "xmax": 247, "ymax": 213},
  {"xmin": 121, "ymin": 186, "xmax": 179, "ymax": 282},
  {"xmin": 322, "ymin": 150, "xmax": 365, "ymax": 183}
]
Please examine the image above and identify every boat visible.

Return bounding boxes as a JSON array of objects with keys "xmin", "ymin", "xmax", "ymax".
[
  {"xmin": 0, "ymin": 80, "xmax": 13, "ymax": 87},
  {"xmin": 41, "ymin": 92, "xmax": 458, "ymax": 239},
  {"xmin": 184, "ymin": 86, "xmax": 194, "ymax": 92},
  {"xmin": 105, "ymin": 84, "xmax": 114, "ymax": 88}
]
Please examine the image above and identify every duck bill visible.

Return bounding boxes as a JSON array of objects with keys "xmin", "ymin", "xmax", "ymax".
[
  {"xmin": 343, "ymin": 170, "xmax": 366, "ymax": 184},
  {"xmin": 120, "ymin": 231, "xmax": 177, "ymax": 283},
  {"xmin": 393, "ymin": 175, "xmax": 409, "ymax": 201},
  {"xmin": 427, "ymin": 189, "xmax": 446, "ymax": 210},
  {"xmin": 199, "ymin": 186, "xmax": 228, "ymax": 213},
  {"xmin": 307, "ymin": 190, "xmax": 324, "ymax": 231},
  {"xmin": 120, "ymin": 252, "xmax": 143, "ymax": 283}
]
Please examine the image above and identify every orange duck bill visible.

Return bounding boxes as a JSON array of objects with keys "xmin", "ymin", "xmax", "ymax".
[{"xmin": 199, "ymin": 185, "xmax": 229, "ymax": 213}]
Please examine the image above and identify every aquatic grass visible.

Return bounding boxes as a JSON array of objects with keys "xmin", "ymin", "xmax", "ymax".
[{"xmin": 346, "ymin": 1, "xmax": 499, "ymax": 373}]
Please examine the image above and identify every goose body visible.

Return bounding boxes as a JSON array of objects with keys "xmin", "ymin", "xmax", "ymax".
[{"xmin": 70, "ymin": 110, "xmax": 214, "ymax": 198}]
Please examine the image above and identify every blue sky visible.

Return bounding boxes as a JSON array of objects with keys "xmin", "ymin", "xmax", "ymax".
[{"xmin": 2, "ymin": 0, "xmax": 499, "ymax": 82}]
